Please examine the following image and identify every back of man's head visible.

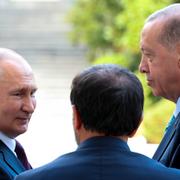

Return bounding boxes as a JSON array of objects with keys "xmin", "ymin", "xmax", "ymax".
[{"xmin": 70, "ymin": 64, "xmax": 144, "ymax": 137}]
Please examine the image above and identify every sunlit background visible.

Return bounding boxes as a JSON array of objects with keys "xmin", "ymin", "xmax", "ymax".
[{"xmin": 0, "ymin": 0, "xmax": 175, "ymax": 167}]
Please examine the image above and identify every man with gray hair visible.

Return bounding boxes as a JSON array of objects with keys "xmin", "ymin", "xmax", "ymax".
[
  {"xmin": 139, "ymin": 3, "xmax": 180, "ymax": 168},
  {"xmin": 0, "ymin": 48, "xmax": 37, "ymax": 179}
]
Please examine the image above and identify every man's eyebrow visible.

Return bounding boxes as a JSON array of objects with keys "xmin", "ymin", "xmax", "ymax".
[
  {"xmin": 140, "ymin": 46, "xmax": 154, "ymax": 54},
  {"xmin": 11, "ymin": 86, "xmax": 37, "ymax": 92}
]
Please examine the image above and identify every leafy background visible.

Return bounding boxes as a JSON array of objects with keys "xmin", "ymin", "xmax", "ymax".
[{"xmin": 67, "ymin": 0, "xmax": 177, "ymax": 143}]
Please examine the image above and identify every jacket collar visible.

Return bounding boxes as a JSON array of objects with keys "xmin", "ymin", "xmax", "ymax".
[
  {"xmin": 77, "ymin": 136, "xmax": 130, "ymax": 152},
  {"xmin": 0, "ymin": 140, "xmax": 25, "ymax": 175}
]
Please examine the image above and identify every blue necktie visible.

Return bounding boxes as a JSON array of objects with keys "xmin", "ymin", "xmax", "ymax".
[
  {"xmin": 165, "ymin": 115, "xmax": 176, "ymax": 132},
  {"xmin": 153, "ymin": 113, "xmax": 179, "ymax": 163}
]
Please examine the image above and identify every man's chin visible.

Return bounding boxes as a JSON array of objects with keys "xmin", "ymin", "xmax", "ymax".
[
  {"xmin": 15, "ymin": 127, "xmax": 28, "ymax": 137},
  {"xmin": 151, "ymin": 89, "xmax": 161, "ymax": 97}
]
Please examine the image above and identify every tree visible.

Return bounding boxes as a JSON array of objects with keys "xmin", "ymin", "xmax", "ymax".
[
  {"xmin": 67, "ymin": 0, "xmax": 171, "ymax": 70},
  {"xmin": 67, "ymin": 0, "xmax": 175, "ymax": 143}
]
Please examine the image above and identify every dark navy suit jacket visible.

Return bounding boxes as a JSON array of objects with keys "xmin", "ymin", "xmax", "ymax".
[
  {"xmin": 153, "ymin": 113, "xmax": 180, "ymax": 169},
  {"xmin": 0, "ymin": 141, "xmax": 25, "ymax": 180},
  {"xmin": 15, "ymin": 136, "xmax": 180, "ymax": 180}
]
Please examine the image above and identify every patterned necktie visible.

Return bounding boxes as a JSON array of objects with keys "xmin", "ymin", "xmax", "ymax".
[{"xmin": 15, "ymin": 140, "xmax": 32, "ymax": 170}]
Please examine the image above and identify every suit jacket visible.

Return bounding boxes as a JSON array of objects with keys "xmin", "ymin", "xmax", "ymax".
[
  {"xmin": 15, "ymin": 136, "xmax": 180, "ymax": 180},
  {"xmin": 0, "ymin": 140, "xmax": 26, "ymax": 180},
  {"xmin": 153, "ymin": 113, "xmax": 180, "ymax": 169}
]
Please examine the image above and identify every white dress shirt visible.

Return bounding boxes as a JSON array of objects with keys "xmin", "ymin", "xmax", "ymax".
[
  {"xmin": 174, "ymin": 97, "xmax": 180, "ymax": 118},
  {"xmin": 0, "ymin": 131, "xmax": 16, "ymax": 155}
]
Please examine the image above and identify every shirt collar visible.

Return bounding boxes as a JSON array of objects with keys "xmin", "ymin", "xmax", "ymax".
[
  {"xmin": 0, "ymin": 131, "xmax": 16, "ymax": 154},
  {"xmin": 174, "ymin": 97, "xmax": 180, "ymax": 118}
]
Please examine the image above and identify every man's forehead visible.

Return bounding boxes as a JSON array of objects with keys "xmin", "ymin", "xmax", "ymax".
[{"xmin": 0, "ymin": 77, "xmax": 37, "ymax": 92}]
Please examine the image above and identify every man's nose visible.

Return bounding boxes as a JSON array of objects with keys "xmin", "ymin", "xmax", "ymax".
[
  {"xmin": 139, "ymin": 57, "xmax": 148, "ymax": 73},
  {"xmin": 22, "ymin": 97, "xmax": 36, "ymax": 114}
]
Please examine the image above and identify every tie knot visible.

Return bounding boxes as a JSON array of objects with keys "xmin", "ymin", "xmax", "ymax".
[
  {"xmin": 165, "ymin": 115, "xmax": 176, "ymax": 132},
  {"xmin": 171, "ymin": 115, "xmax": 176, "ymax": 125},
  {"xmin": 15, "ymin": 141, "xmax": 24, "ymax": 154}
]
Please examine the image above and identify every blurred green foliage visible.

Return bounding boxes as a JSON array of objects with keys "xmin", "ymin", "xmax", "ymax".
[
  {"xmin": 67, "ymin": 0, "xmax": 176, "ymax": 143},
  {"xmin": 143, "ymin": 100, "xmax": 175, "ymax": 143}
]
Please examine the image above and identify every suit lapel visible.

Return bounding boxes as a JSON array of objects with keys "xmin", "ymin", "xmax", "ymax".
[
  {"xmin": 0, "ymin": 140, "xmax": 25, "ymax": 175},
  {"xmin": 153, "ymin": 113, "xmax": 180, "ymax": 161}
]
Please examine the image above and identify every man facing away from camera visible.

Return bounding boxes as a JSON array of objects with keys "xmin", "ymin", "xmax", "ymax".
[{"xmin": 15, "ymin": 64, "xmax": 180, "ymax": 180}]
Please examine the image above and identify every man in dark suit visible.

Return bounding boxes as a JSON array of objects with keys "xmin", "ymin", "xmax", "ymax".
[
  {"xmin": 0, "ymin": 48, "xmax": 37, "ymax": 179},
  {"xmin": 15, "ymin": 64, "xmax": 180, "ymax": 180},
  {"xmin": 139, "ymin": 3, "xmax": 180, "ymax": 168}
]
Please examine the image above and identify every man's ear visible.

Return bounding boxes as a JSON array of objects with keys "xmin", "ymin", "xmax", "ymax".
[
  {"xmin": 176, "ymin": 43, "xmax": 180, "ymax": 69},
  {"xmin": 178, "ymin": 59, "xmax": 180, "ymax": 69},
  {"xmin": 72, "ymin": 105, "xmax": 82, "ymax": 130},
  {"xmin": 128, "ymin": 129, "xmax": 138, "ymax": 138},
  {"xmin": 129, "ymin": 116, "xmax": 143, "ymax": 138}
]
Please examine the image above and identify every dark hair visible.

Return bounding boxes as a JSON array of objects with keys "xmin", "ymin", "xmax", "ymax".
[
  {"xmin": 70, "ymin": 64, "xmax": 144, "ymax": 136},
  {"xmin": 146, "ymin": 4, "xmax": 180, "ymax": 49}
]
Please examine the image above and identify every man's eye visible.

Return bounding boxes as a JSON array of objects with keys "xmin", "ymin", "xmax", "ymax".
[
  {"xmin": 13, "ymin": 92, "xmax": 22, "ymax": 96},
  {"xmin": 143, "ymin": 53, "xmax": 153, "ymax": 62},
  {"xmin": 31, "ymin": 90, "xmax": 36, "ymax": 97},
  {"xmin": 144, "ymin": 53, "xmax": 151, "ymax": 57},
  {"xmin": 147, "ymin": 56, "xmax": 153, "ymax": 62}
]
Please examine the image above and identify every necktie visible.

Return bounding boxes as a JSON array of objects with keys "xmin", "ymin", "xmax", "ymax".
[
  {"xmin": 15, "ymin": 140, "xmax": 32, "ymax": 170},
  {"xmin": 165, "ymin": 115, "xmax": 176, "ymax": 132},
  {"xmin": 153, "ymin": 113, "xmax": 180, "ymax": 165}
]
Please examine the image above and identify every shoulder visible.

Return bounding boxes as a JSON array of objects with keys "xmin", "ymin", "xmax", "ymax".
[{"xmin": 15, "ymin": 153, "xmax": 75, "ymax": 180}]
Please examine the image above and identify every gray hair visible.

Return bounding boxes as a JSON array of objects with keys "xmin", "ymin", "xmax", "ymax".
[
  {"xmin": 146, "ymin": 4, "xmax": 180, "ymax": 49},
  {"xmin": 0, "ymin": 48, "xmax": 24, "ymax": 61}
]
